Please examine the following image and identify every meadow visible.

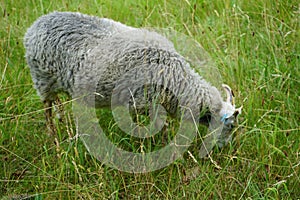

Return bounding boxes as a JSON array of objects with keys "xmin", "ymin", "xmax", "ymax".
[{"xmin": 0, "ymin": 0, "xmax": 299, "ymax": 199}]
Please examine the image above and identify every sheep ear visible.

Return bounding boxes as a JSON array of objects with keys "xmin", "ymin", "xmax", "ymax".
[{"xmin": 222, "ymin": 84, "xmax": 235, "ymax": 106}]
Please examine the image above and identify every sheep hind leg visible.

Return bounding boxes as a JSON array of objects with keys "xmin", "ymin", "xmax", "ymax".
[
  {"xmin": 54, "ymin": 97, "xmax": 65, "ymax": 123},
  {"xmin": 44, "ymin": 100, "xmax": 57, "ymax": 135}
]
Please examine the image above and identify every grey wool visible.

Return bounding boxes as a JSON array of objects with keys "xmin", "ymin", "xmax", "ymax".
[{"xmin": 24, "ymin": 11, "xmax": 241, "ymax": 140}]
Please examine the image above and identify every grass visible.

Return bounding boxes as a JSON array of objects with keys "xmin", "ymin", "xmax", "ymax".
[{"xmin": 0, "ymin": 0, "xmax": 299, "ymax": 199}]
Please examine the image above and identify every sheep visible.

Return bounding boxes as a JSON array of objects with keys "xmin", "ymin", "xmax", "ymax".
[{"xmin": 24, "ymin": 12, "xmax": 241, "ymax": 149}]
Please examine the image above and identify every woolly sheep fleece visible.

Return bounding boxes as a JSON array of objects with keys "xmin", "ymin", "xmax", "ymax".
[{"xmin": 24, "ymin": 12, "xmax": 239, "ymax": 137}]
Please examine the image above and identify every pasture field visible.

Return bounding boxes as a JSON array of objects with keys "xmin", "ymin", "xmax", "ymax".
[{"xmin": 0, "ymin": 0, "xmax": 299, "ymax": 199}]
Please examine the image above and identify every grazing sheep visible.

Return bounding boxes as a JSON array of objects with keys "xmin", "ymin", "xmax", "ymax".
[{"xmin": 24, "ymin": 12, "xmax": 241, "ymax": 147}]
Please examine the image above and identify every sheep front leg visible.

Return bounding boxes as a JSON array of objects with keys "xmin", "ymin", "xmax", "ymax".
[{"xmin": 44, "ymin": 100, "xmax": 57, "ymax": 135}]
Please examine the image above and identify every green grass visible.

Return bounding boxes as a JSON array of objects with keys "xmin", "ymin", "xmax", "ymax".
[{"xmin": 0, "ymin": 0, "xmax": 299, "ymax": 199}]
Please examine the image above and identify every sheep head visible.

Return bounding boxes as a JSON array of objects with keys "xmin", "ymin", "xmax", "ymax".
[{"xmin": 217, "ymin": 84, "xmax": 242, "ymax": 147}]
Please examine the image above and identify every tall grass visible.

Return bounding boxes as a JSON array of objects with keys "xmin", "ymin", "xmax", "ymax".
[{"xmin": 0, "ymin": 0, "xmax": 299, "ymax": 199}]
